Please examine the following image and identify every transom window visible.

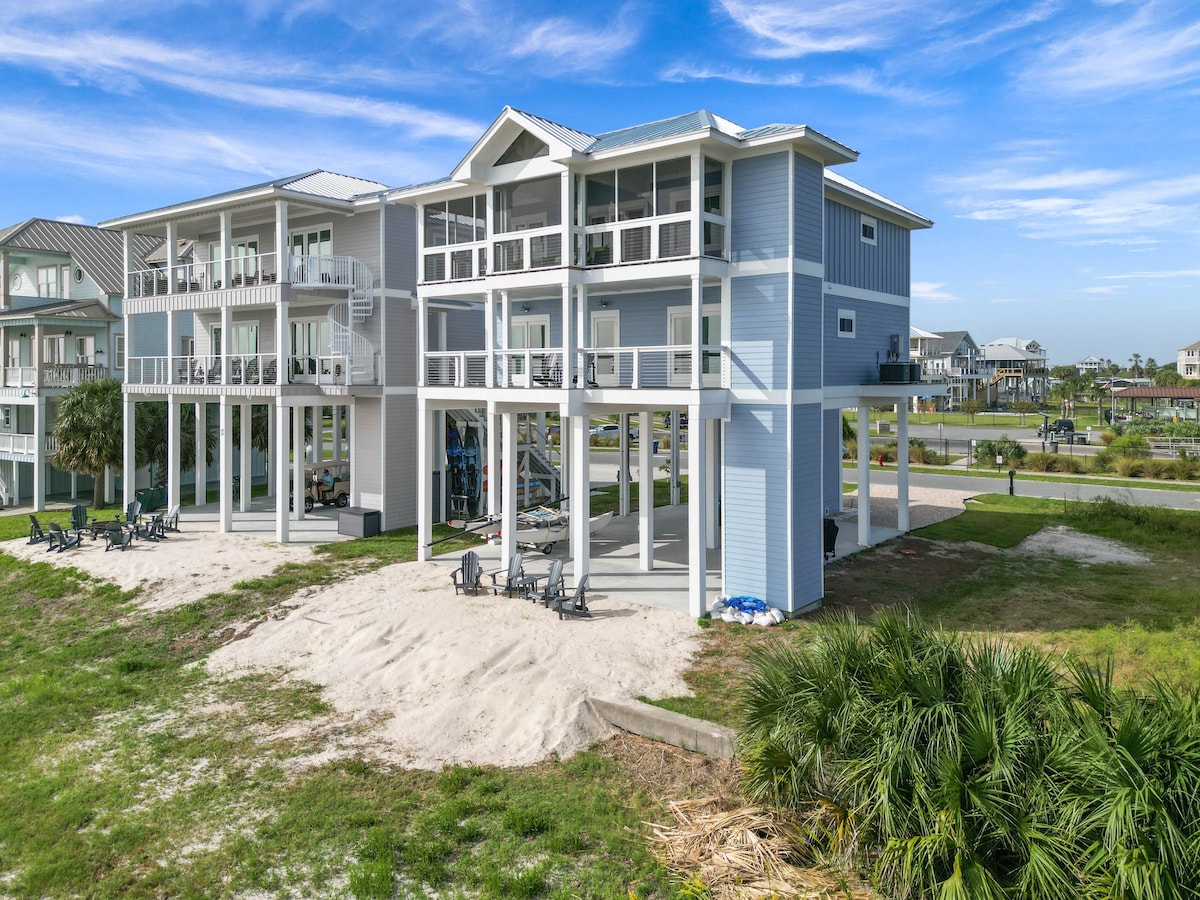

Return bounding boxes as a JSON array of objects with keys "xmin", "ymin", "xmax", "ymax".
[{"xmin": 495, "ymin": 131, "xmax": 549, "ymax": 166}]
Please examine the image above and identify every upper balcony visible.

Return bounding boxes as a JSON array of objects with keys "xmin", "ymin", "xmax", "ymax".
[{"xmin": 125, "ymin": 252, "xmax": 361, "ymax": 300}]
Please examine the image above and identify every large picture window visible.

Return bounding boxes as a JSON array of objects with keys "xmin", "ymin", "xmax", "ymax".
[{"xmin": 424, "ymin": 195, "xmax": 486, "ymax": 247}]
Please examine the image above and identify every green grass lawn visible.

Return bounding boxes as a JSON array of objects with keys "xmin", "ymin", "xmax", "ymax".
[{"xmin": 0, "ymin": 511, "xmax": 695, "ymax": 898}]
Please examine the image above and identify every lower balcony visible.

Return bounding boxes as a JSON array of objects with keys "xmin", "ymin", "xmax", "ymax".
[
  {"xmin": 3, "ymin": 364, "xmax": 107, "ymax": 389},
  {"xmin": 423, "ymin": 345, "xmax": 727, "ymax": 390},
  {"xmin": 127, "ymin": 353, "xmax": 372, "ymax": 389}
]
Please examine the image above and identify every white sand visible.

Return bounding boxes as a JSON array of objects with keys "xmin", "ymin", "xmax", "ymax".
[
  {"xmin": 206, "ymin": 562, "xmax": 701, "ymax": 769},
  {"xmin": 5, "ymin": 523, "xmax": 316, "ymax": 609},
  {"xmin": 1018, "ymin": 525, "xmax": 1150, "ymax": 565},
  {"xmin": 4, "ymin": 518, "xmax": 701, "ymax": 770}
]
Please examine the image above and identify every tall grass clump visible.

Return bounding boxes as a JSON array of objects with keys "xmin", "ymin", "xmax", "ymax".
[{"xmin": 737, "ymin": 613, "xmax": 1200, "ymax": 898}]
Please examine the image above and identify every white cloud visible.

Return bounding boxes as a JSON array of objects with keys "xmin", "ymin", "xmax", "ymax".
[
  {"xmin": 1101, "ymin": 268, "xmax": 1200, "ymax": 280},
  {"xmin": 509, "ymin": 8, "xmax": 641, "ymax": 66},
  {"xmin": 715, "ymin": 0, "xmax": 937, "ymax": 57},
  {"xmin": 660, "ymin": 61, "xmax": 940, "ymax": 103},
  {"xmin": 1021, "ymin": 4, "xmax": 1200, "ymax": 94},
  {"xmin": 911, "ymin": 281, "xmax": 958, "ymax": 302},
  {"xmin": 54, "ymin": 214, "xmax": 88, "ymax": 225},
  {"xmin": 1080, "ymin": 284, "xmax": 1125, "ymax": 294}
]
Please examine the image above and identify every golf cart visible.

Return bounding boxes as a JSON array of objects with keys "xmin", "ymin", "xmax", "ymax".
[{"xmin": 294, "ymin": 462, "xmax": 350, "ymax": 512}]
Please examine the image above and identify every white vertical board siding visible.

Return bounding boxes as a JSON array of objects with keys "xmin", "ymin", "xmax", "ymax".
[
  {"xmin": 352, "ymin": 396, "xmax": 383, "ymax": 508},
  {"xmin": 789, "ymin": 402, "xmax": 824, "ymax": 611},
  {"xmin": 730, "ymin": 274, "xmax": 788, "ymax": 392},
  {"xmin": 822, "ymin": 407, "xmax": 844, "ymax": 516},
  {"xmin": 791, "ymin": 273, "xmax": 822, "ymax": 390},
  {"xmin": 723, "ymin": 403, "xmax": 790, "ymax": 605},
  {"xmin": 730, "ymin": 152, "xmax": 790, "ymax": 262},
  {"xmin": 382, "ymin": 393, "xmax": 418, "ymax": 528},
  {"xmin": 792, "ymin": 153, "xmax": 824, "ymax": 264},
  {"xmin": 824, "ymin": 200, "xmax": 911, "ymax": 296},
  {"xmin": 823, "ymin": 294, "xmax": 910, "ymax": 387}
]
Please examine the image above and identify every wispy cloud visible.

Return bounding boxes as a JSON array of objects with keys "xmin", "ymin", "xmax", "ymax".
[
  {"xmin": 509, "ymin": 7, "xmax": 642, "ymax": 67},
  {"xmin": 1020, "ymin": 3, "xmax": 1200, "ymax": 94},
  {"xmin": 661, "ymin": 61, "xmax": 940, "ymax": 103},
  {"xmin": 1101, "ymin": 268, "xmax": 1200, "ymax": 280},
  {"xmin": 715, "ymin": 0, "xmax": 935, "ymax": 57},
  {"xmin": 912, "ymin": 281, "xmax": 958, "ymax": 302},
  {"xmin": 1080, "ymin": 284, "xmax": 1125, "ymax": 294}
]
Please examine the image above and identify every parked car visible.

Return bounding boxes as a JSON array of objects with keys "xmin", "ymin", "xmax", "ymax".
[
  {"xmin": 588, "ymin": 423, "xmax": 639, "ymax": 440},
  {"xmin": 1037, "ymin": 418, "xmax": 1074, "ymax": 437}
]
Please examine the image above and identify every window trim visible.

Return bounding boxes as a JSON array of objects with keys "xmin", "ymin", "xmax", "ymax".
[
  {"xmin": 837, "ymin": 309, "xmax": 856, "ymax": 339},
  {"xmin": 114, "ymin": 334, "xmax": 126, "ymax": 369},
  {"xmin": 860, "ymin": 214, "xmax": 877, "ymax": 246}
]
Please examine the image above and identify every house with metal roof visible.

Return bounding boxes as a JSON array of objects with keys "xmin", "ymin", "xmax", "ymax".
[
  {"xmin": 909, "ymin": 328, "xmax": 983, "ymax": 411},
  {"xmin": 392, "ymin": 106, "xmax": 938, "ymax": 616},
  {"xmin": 101, "ymin": 170, "xmax": 424, "ymax": 540},
  {"xmin": 977, "ymin": 337, "xmax": 1049, "ymax": 406},
  {"xmin": 1177, "ymin": 340, "xmax": 1200, "ymax": 379},
  {"xmin": 0, "ymin": 218, "xmax": 163, "ymax": 508}
]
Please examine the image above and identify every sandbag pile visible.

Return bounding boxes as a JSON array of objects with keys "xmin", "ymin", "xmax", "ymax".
[{"xmin": 712, "ymin": 596, "xmax": 786, "ymax": 627}]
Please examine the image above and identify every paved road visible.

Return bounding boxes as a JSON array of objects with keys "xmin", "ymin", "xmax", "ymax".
[{"xmin": 846, "ymin": 468, "xmax": 1200, "ymax": 512}]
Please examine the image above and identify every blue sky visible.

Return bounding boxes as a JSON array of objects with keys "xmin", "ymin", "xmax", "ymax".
[{"xmin": 2, "ymin": 0, "xmax": 1198, "ymax": 367}]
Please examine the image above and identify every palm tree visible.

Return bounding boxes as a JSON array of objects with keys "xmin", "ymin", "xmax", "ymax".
[
  {"xmin": 51, "ymin": 378, "xmax": 124, "ymax": 508},
  {"xmin": 1130, "ymin": 352, "xmax": 1142, "ymax": 378},
  {"xmin": 135, "ymin": 402, "xmax": 217, "ymax": 487},
  {"xmin": 1146, "ymin": 356, "xmax": 1159, "ymax": 379}
]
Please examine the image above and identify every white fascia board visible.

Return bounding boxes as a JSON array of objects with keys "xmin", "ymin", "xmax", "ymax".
[
  {"xmin": 584, "ymin": 129, "xmax": 740, "ymax": 165},
  {"xmin": 824, "ymin": 176, "xmax": 932, "ymax": 230},
  {"xmin": 740, "ymin": 128, "xmax": 858, "ymax": 167},
  {"xmin": 451, "ymin": 108, "xmax": 582, "ymax": 183},
  {"xmin": 102, "ymin": 186, "xmax": 356, "ymax": 231},
  {"xmin": 388, "ymin": 180, "xmax": 472, "ymax": 205}
]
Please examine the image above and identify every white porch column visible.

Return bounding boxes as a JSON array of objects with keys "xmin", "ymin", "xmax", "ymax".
[
  {"xmin": 670, "ymin": 412, "xmax": 681, "ymax": 506},
  {"xmin": 104, "ymin": 465, "xmax": 114, "ymax": 505},
  {"xmin": 686, "ymin": 403, "xmax": 707, "ymax": 617},
  {"xmin": 120, "ymin": 395, "xmax": 134, "ymax": 513},
  {"xmin": 266, "ymin": 403, "xmax": 277, "ymax": 497},
  {"xmin": 239, "ymin": 402, "xmax": 251, "ymax": 512},
  {"xmin": 71, "ymin": 473, "xmax": 77, "ymax": 500},
  {"xmin": 165, "ymin": 309, "xmax": 177, "ymax": 389},
  {"xmin": 167, "ymin": 395, "xmax": 181, "ymax": 512},
  {"xmin": 275, "ymin": 200, "xmax": 290, "ymax": 285},
  {"xmin": 165, "ymin": 221, "xmax": 177, "ymax": 295},
  {"xmin": 500, "ymin": 412, "xmax": 517, "ymax": 566},
  {"xmin": 275, "ymin": 399, "xmax": 289, "ymax": 542},
  {"xmin": 569, "ymin": 413, "xmax": 590, "ymax": 589},
  {"xmin": 33, "ymin": 395, "xmax": 45, "ymax": 510},
  {"xmin": 897, "ymin": 403, "xmax": 911, "ymax": 533},
  {"xmin": 618, "ymin": 414, "xmax": 631, "ymax": 518},
  {"xmin": 417, "ymin": 399, "xmax": 433, "ymax": 561},
  {"xmin": 218, "ymin": 396, "xmax": 233, "ymax": 532},
  {"xmin": 486, "ymin": 408, "xmax": 500, "ymax": 520},
  {"xmin": 347, "ymin": 401, "xmax": 358, "ymax": 506},
  {"xmin": 857, "ymin": 406, "xmax": 872, "ymax": 546},
  {"xmin": 218, "ymin": 210, "xmax": 232, "ymax": 289},
  {"xmin": 292, "ymin": 405, "xmax": 305, "ymax": 520},
  {"xmin": 638, "ymin": 410, "xmax": 654, "ymax": 571},
  {"xmin": 706, "ymin": 417, "xmax": 719, "ymax": 549},
  {"xmin": 334, "ymin": 405, "xmax": 344, "ymax": 461},
  {"xmin": 313, "ymin": 404, "xmax": 325, "ymax": 466},
  {"xmin": 194, "ymin": 402, "xmax": 206, "ymax": 505},
  {"xmin": 690, "ymin": 274, "xmax": 703, "ymax": 390},
  {"xmin": 219, "ymin": 303, "xmax": 232, "ymax": 386},
  {"xmin": 561, "ymin": 282, "xmax": 575, "ymax": 387},
  {"xmin": 484, "ymin": 290, "xmax": 496, "ymax": 388}
]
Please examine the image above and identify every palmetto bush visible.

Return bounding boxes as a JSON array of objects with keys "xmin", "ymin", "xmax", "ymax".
[{"xmin": 737, "ymin": 614, "xmax": 1200, "ymax": 899}]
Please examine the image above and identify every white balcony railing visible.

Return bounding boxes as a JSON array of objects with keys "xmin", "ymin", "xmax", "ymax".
[
  {"xmin": 423, "ymin": 345, "xmax": 728, "ymax": 390},
  {"xmin": 126, "ymin": 353, "xmax": 362, "ymax": 388},
  {"xmin": 41, "ymin": 363, "xmax": 107, "ymax": 388},
  {"xmin": 580, "ymin": 213, "xmax": 693, "ymax": 267},
  {"xmin": 0, "ymin": 433, "xmax": 37, "ymax": 456},
  {"xmin": 3, "ymin": 367, "xmax": 36, "ymax": 388},
  {"xmin": 126, "ymin": 251, "xmax": 362, "ymax": 298}
]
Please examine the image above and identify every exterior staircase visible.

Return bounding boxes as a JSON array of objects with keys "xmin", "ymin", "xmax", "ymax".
[
  {"xmin": 298, "ymin": 255, "xmax": 375, "ymax": 384},
  {"xmin": 0, "ymin": 471, "xmax": 8, "ymax": 507}
]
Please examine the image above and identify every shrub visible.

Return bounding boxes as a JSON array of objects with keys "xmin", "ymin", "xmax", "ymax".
[
  {"xmin": 1107, "ymin": 433, "xmax": 1152, "ymax": 459},
  {"xmin": 1169, "ymin": 455, "xmax": 1199, "ymax": 481},
  {"xmin": 1113, "ymin": 456, "xmax": 1143, "ymax": 478},
  {"xmin": 973, "ymin": 435, "xmax": 1027, "ymax": 467},
  {"xmin": 738, "ymin": 613, "xmax": 1200, "ymax": 899},
  {"xmin": 1024, "ymin": 452, "xmax": 1058, "ymax": 472},
  {"xmin": 882, "ymin": 437, "xmax": 936, "ymax": 464},
  {"xmin": 842, "ymin": 438, "xmax": 856, "ymax": 460},
  {"xmin": 1098, "ymin": 430, "xmax": 1118, "ymax": 446},
  {"xmin": 1059, "ymin": 455, "xmax": 1089, "ymax": 475},
  {"xmin": 1142, "ymin": 458, "xmax": 1168, "ymax": 480}
]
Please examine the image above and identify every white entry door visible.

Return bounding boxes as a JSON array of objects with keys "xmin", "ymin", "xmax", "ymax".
[{"xmin": 590, "ymin": 311, "xmax": 620, "ymax": 386}]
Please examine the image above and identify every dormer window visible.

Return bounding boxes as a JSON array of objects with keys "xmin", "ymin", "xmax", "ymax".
[
  {"xmin": 860, "ymin": 215, "xmax": 877, "ymax": 246},
  {"xmin": 495, "ymin": 131, "xmax": 549, "ymax": 166}
]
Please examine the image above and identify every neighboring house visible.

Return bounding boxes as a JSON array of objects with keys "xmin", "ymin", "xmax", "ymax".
[
  {"xmin": 1177, "ymin": 341, "xmax": 1200, "ymax": 379},
  {"xmin": 1076, "ymin": 355, "xmax": 1106, "ymax": 376},
  {"xmin": 393, "ymin": 107, "xmax": 937, "ymax": 616},
  {"xmin": 100, "ymin": 171, "xmax": 420, "ymax": 541},
  {"xmin": 909, "ymin": 327, "xmax": 982, "ymax": 410},
  {"xmin": 0, "ymin": 218, "xmax": 161, "ymax": 509},
  {"xmin": 977, "ymin": 337, "xmax": 1048, "ymax": 405}
]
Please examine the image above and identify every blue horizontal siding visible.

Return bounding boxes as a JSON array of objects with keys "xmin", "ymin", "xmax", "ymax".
[
  {"xmin": 823, "ymin": 295, "xmax": 909, "ymax": 387},
  {"xmin": 730, "ymin": 273, "xmax": 787, "ymax": 391},
  {"xmin": 724, "ymin": 403, "xmax": 789, "ymax": 605},
  {"xmin": 823, "ymin": 407, "xmax": 844, "ymax": 516},
  {"xmin": 730, "ymin": 152, "xmax": 789, "ymax": 262},
  {"xmin": 791, "ymin": 402, "xmax": 823, "ymax": 610},
  {"xmin": 792, "ymin": 274, "xmax": 821, "ymax": 390}
]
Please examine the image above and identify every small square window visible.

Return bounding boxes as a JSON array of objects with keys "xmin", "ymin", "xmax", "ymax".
[
  {"xmin": 837, "ymin": 309, "xmax": 856, "ymax": 338},
  {"xmin": 860, "ymin": 214, "xmax": 877, "ymax": 245}
]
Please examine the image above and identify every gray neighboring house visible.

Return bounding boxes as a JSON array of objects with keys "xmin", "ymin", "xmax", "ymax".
[
  {"xmin": 978, "ymin": 337, "xmax": 1049, "ymax": 405},
  {"xmin": 1178, "ymin": 341, "xmax": 1200, "ymax": 379},
  {"xmin": 394, "ymin": 106, "xmax": 939, "ymax": 616},
  {"xmin": 101, "ymin": 171, "xmax": 420, "ymax": 541},
  {"xmin": 0, "ymin": 218, "xmax": 161, "ymax": 509},
  {"xmin": 910, "ymin": 327, "xmax": 982, "ymax": 410}
]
